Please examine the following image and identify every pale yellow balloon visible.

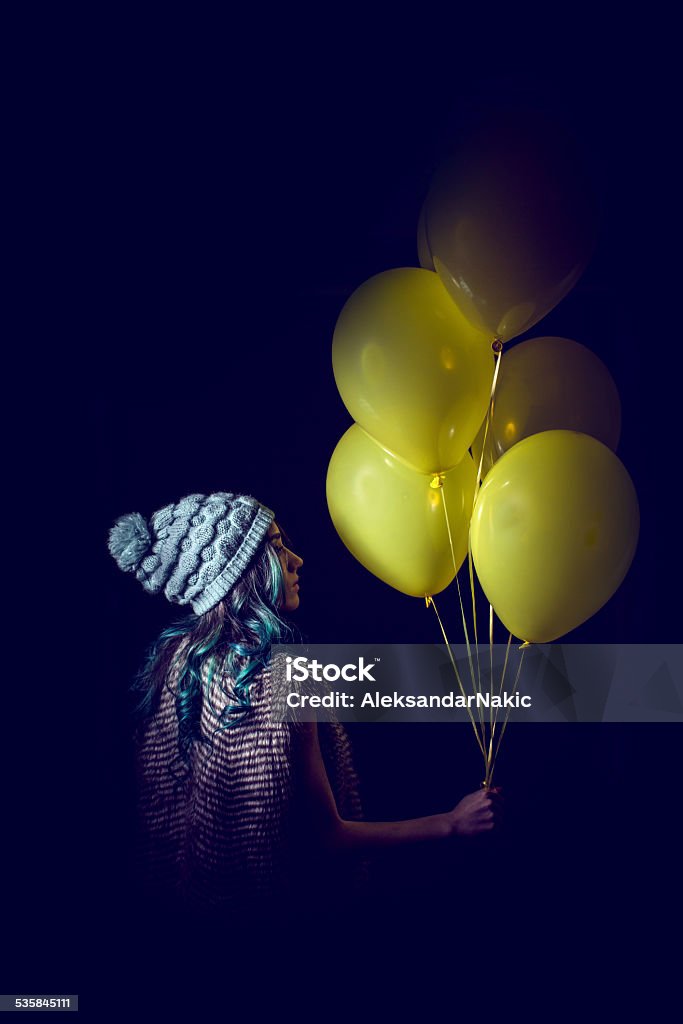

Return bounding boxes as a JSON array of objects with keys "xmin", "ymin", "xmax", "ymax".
[
  {"xmin": 425, "ymin": 114, "xmax": 598, "ymax": 341},
  {"xmin": 472, "ymin": 336, "xmax": 622, "ymax": 476},
  {"xmin": 332, "ymin": 268, "xmax": 493, "ymax": 474},
  {"xmin": 327, "ymin": 424, "xmax": 477, "ymax": 597},
  {"xmin": 470, "ymin": 431, "xmax": 639, "ymax": 643}
]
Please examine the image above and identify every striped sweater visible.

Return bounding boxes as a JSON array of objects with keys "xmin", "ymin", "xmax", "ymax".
[{"xmin": 134, "ymin": 654, "xmax": 364, "ymax": 917}]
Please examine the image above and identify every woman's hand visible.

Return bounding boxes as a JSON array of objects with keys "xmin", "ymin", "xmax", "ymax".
[{"xmin": 447, "ymin": 787, "xmax": 502, "ymax": 837}]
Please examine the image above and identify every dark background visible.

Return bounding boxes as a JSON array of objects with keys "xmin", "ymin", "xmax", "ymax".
[{"xmin": 7, "ymin": 15, "xmax": 681, "ymax": 1012}]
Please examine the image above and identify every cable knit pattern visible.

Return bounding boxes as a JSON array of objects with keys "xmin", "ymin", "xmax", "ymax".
[
  {"xmin": 134, "ymin": 656, "xmax": 365, "ymax": 915},
  {"xmin": 109, "ymin": 492, "xmax": 274, "ymax": 614}
]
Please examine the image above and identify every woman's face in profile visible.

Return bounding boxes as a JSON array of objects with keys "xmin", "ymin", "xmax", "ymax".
[{"xmin": 268, "ymin": 521, "xmax": 303, "ymax": 612}]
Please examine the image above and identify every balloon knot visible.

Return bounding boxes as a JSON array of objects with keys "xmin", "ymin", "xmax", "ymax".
[
  {"xmin": 425, "ymin": 595, "xmax": 432, "ymax": 608},
  {"xmin": 492, "ymin": 338, "xmax": 504, "ymax": 354},
  {"xmin": 429, "ymin": 473, "xmax": 445, "ymax": 489},
  {"xmin": 518, "ymin": 640, "xmax": 532, "ymax": 650}
]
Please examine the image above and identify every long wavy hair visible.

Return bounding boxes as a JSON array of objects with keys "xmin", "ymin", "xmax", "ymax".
[{"xmin": 131, "ymin": 539, "xmax": 294, "ymax": 783}]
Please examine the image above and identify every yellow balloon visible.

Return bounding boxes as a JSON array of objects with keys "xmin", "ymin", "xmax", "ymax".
[
  {"xmin": 472, "ymin": 336, "xmax": 622, "ymax": 476},
  {"xmin": 470, "ymin": 431, "xmax": 639, "ymax": 642},
  {"xmin": 425, "ymin": 114, "xmax": 598, "ymax": 341},
  {"xmin": 332, "ymin": 268, "xmax": 493, "ymax": 473},
  {"xmin": 327, "ymin": 424, "xmax": 477, "ymax": 597}
]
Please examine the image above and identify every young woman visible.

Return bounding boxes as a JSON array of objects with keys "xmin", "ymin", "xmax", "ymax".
[{"xmin": 109, "ymin": 491, "xmax": 501, "ymax": 923}]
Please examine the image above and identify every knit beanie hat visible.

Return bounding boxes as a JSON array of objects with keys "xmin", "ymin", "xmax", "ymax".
[{"xmin": 108, "ymin": 493, "xmax": 274, "ymax": 614}]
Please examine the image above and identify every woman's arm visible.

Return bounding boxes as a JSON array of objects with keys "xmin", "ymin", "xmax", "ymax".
[{"xmin": 294, "ymin": 721, "xmax": 500, "ymax": 854}]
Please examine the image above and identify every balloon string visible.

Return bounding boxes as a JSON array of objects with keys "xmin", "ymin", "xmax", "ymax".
[
  {"xmin": 456, "ymin": 573, "xmax": 485, "ymax": 736},
  {"xmin": 467, "ymin": 341, "xmax": 504, "ymax": 743},
  {"xmin": 487, "ymin": 645, "xmax": 527, "ymax": 788},
  {"xmin": 440, "ymin": 484, "xmax": 485, "ymax": 738},
  {"xmin": 426, "ymin": 595, "xmax": 486, "ymax": 762},
  {"xmin": 483, "ymin": 632, "xmax": 513, "ymax": 787},
  {"xmin": 487, "ymin": 602, "xmax": 494, "ymax": 775},
  {"xmin": 473, "ymin": 342, "xmax": 503, "ymax": 496},
  {"xmin": 467, "ymin": 536, "xmax": 482, "ymax": 710},
  {"xmin": 490, "ymin": 632, "xmax": 513, "ymax": 744},
  {"xmin": 469, "ymin": 340, "xmax": 504, "ymax": 783}
]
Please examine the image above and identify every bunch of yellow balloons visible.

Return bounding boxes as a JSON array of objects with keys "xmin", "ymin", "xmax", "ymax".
[{"xmin": 327, "ymin": 113, "xmax": 639, "ymax": 642}]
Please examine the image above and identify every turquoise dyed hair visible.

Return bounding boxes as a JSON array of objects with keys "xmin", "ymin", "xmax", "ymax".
[{"xmin": 131, "ymin": 541, "xmax": 295, "ymax": 784}]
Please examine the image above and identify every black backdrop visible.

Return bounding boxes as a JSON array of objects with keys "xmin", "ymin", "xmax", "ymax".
[{"xmin": 9, "ymin": 21, "xmax": 681, "ymax": 1013}]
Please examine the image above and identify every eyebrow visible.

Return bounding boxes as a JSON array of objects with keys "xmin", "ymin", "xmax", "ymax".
[{"xmin": 269, "ymin": 533, "xmax": 282, "ymax": 543}]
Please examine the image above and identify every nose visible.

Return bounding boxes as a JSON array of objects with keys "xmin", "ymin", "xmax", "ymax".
[{"xmin": 289, "ymin": 549, "xmax": 303, "ymax": 570}]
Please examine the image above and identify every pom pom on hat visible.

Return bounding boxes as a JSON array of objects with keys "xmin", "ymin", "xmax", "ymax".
[{"xmin": 108, "ymin": 512, "xmax": 152, "ymax": 572}]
